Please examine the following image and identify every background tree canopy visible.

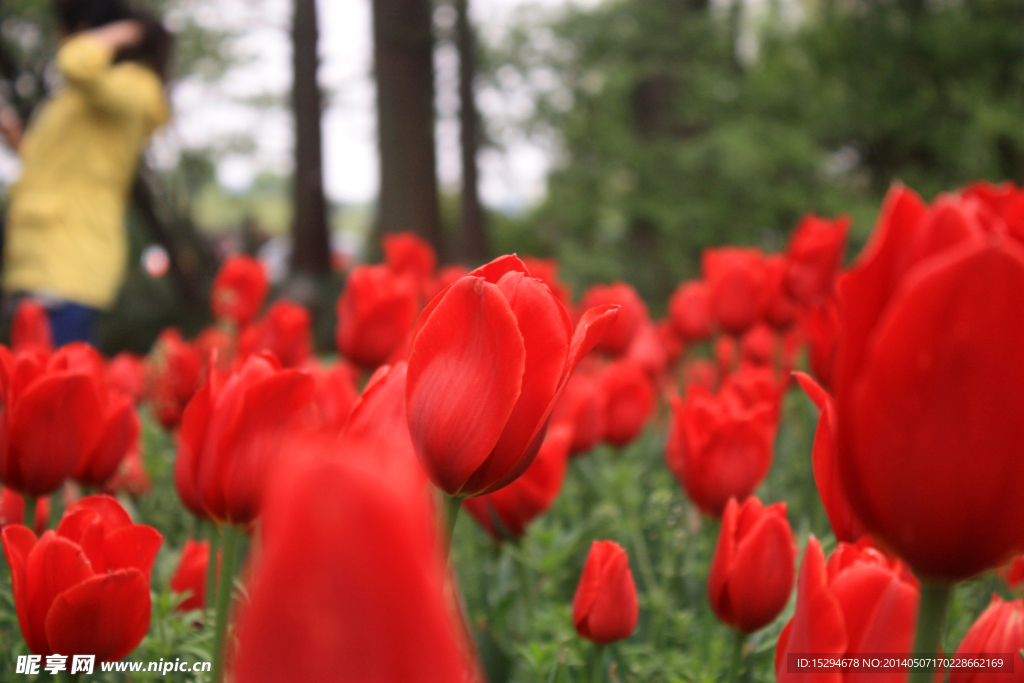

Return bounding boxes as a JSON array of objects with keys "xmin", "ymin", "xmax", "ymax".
[{"xmin": 486, "ymin": 0, "xmax": 1024, "ymax": 309}]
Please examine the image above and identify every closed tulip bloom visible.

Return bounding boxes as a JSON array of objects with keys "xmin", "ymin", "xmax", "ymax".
[
  {"xmin": 784, "ymin": 213, "xmax": 850, "ymax": 307},
  {"xmin": 669, "ymin": 280, "xmax": 713, "ymax": 342},
  {"xmin": 1, "ymin": 495, "xmax": 161, "ymax": 661},
  {"xmin": 795, "ymin": 373, "xmax": 867, "ymax": 543},
  {"xmin": 521, "ymin": 256, "xmax": 574, "ymax": 310},
  {"xmin": 776, "ymin": 537, "xmax": 919, "ymax": 683},
  {"xmin": 572, "ymin": 540, "xmax": 639, "ymax": 644},
  {"xmin": 803, "ymin": 297, "xmax": 840, "ymax": 392},
  {"xmin": 580, "ymin": 282, "xmax": 648, "ymax": 356},
  {"xmin": 703, "ymin": 247, "xmax": 766, "ymax": 335},
  {"xmin": 11, "ymin": 299, "xmax": 52, "ymax": 353},
  {"xmin": 740, "ymin": 323, "xmax": 776, "ymax": 368},
  {"xmin": 144, "ymin": 328, "xmax": 202, "ymax": 430},
  {"xmin": 599, "ymin": 360, "xmax": 655, "ymax": 448},
  {"xmin": 175, "ymin": 354, "xmax": 315, "ymax": 524},
  {"xmin": 305, "ymin": 361, "xmax": 359, "ymax": 434},
  {"xmin": 233, "ymin": 450, "xmax": 476, "ymax": 683},
  {"xmin": 666, "ymin": 383, "xmax": 777, "ymax": 518},
  {"xmin": 0, "ymin": 487, "xmax": 49, "ymax": 534},
  {"xmin": 169, "ymin": 539, "xmax": 211, "ymax": 613},
  {"xmin": 552, "ymin": 371, "xmax": 606, "ymax": 456},
  {"xmin": 709, "ymin": 497, "xmax": 796, "ymax": 633},
  {"xmin": 0, "ymin": 347, "xmax": 105, "ymax": 497},
  {"xmin": 761, "ymin": 255, "xmax": 800, "ymax": 330},
  {"xmin": 103, "ymin": 446, "xmax": 151, "ymax": 498},
  {"xmin": 105, "ymin": 352, "xmax": 145, "ymax": 403},
  {"xmin": 74, "ymin": 392, "xmax": 140, "ymax": 489},
  {"xmin": 383, "ymin": 231, "xmax": 437, "ymax": 284},
  {"xmin": 211, "ymin": 255, "xmax": 268, "ymax": 327},
  {"xmin": 464, "ymin": 424, "xmax": 571, "ymax": 540},
  {"xmin": 237, "ymin": 300, "xmax": 312, "ymax": 368},
  {"xmin": 336, "ymin": 264, "xmax": 420, "ymax": 369},
  {"xmin": 715, "ymin": 334, "xmax": 737, "ymax": 377},
  {"xmin": 833, "ymin": 184, "xmax": 1024, "ymax": 580},
  {"xmin": 1001, "ymin": 554, "xmax": 1024, "ymax": 590},
  {"xmin": 623, "ymin": 321, "xmax": 670, "ymax": 378},
  {"xmin": 950, "ymin": 596, "xmax": 1024, "ymax": 683},
  {"xmin": 406, "ymin": 255, "xmax": 618, "ymax": 498}
]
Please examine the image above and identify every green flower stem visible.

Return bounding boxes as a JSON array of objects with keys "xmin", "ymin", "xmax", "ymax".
[
  {"xmin": 729, "ymin": 631, "xmax": 748, "ymax": 683},
  {"xmin": 211, "ymin": 525, "xmax": 244, "ymax": 683},
  {"xmin": 22, "ymin": 495, "xmax": 36, "ymax": 532},
  {"xmin": 908, "ymin": 582, "xmax": 953, "ymax": 683},
  {"xmin": 513, "ymin": 544, "xmax": 536, "ymax": 625},
  {"xmin": 205, "ymin": 521, "xmax": 221, "ymax": 612},
  {"xmin": 61, "ymin": 671, "xmax": 79, "ymax": 683},
  {"xmin": 590, "ymin": 643, "xmax": 606, "ymax": 683},
  {"xmin": 442, "ymin": 495, "xmax": 461, "ymax": 559}
]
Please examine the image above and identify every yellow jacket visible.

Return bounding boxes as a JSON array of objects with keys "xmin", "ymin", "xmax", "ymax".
[{"xmin": 3, "ymin": 34, "xmax": 170, "ymax": 308}]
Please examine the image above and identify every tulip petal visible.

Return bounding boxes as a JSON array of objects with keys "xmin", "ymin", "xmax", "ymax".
[
  {"xmin": 23, "ymin": 533, "xmax": 95, "ymax": 655},
  {"xmin": 75, "ymin": 395, "xmax": 139, "ymax": 487},
  {"xmin": 64, "ymin": 495, "xmax": 134, "ymax": 531},
  {"xmin": 2, "ymin": 525, "xmax": 38, "ymax": 653},
  {"xmin": 174, "ymin": 378, "xmax": 213, "ymax": 518},
  {"xmin": 461, "ymin": 272, "xmax": 571, "ymax": 496},
  {"xmin": 830, "ymin": 564, "xmax": 917, "ymax": 661},
  {"xmin": 104, "ymin": 525, "xmax": 163, "ymax": 578},
  {"xmin": 406, "ymin": 277, "xmax": 526, "ymax": 495},
  {"xmin": 708, "ymin": 498, "xmax": 740, "ymax": 625},
  {"xmin": 845, "ymin": 240, "xmax": 1024, "ymax": 579},
  {"xmin": 727, "ymin": 514, "xmax": 795, "ymax": 633},
  {"xmin": 587, "ymin": 546, "xmax": 639, "ymax": 644},
  {"xmin": 8, "ymin": 373, "xmax": 104, "ymax": 496},
  {"xmin": 45, "ymin": 569, "xmax": 151, "ymax": 663}
]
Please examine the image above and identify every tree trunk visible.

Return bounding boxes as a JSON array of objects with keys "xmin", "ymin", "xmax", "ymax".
[
  {"xmin": 290, "ymin": 0, "xmax": 332, "ymax": 273},
  {"xmin": 372, "ymin": 0, "xmax": 444, "ymax": 257},
  {"xmin": 455, "ymin": 0, "xmax": 487, "ymax": 264}
]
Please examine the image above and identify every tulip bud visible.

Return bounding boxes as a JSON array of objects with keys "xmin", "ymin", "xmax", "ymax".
[
  {"xmin": 212, "ymin": 255, "xmax": 268, "ymax": 327},
  {"xmin": 572, "ymin": 540, "xmax": 639, "ymax": 644},
  {"xmin": 237, "ymin": 300, "xmax": 312, "ymax": 368},
  {"xmin": 950, "ymin": 596, "xmax": 1024, "ymax": 683},
  {"xmin": 336, "ymin": 264, "xmax": 419, "ymax": 369},
  {"xmin": 11, "ymin": 299, "xmax": 53, "ymax": 353},
  {"xmin": 144, "ymin": 328, "xmax": 202, "ymax": 430},
  {"xmin": 669, "ymin": 280, "xmax": 712, "ymax": 343},
  {"xmin": 598, "ymin": 360, "xmax": 655, "ymax": 448},
  {"xmin": 708, "ymin": 497, "xmax": 795, "ymax": 633},
  {"xmin": 580, "ymin": 282, "xmax": 648, "ymax": 356},
  {"xmin": 784, "ymin": 213, "xmax": 849, "ymax": 308},
  {"xmin": 170, "ymin": 539, "xmax": 211, "ymax": 612},
  {"xmin": 703, "ymin": 247, "xmax": 766, "ymax": 335},
  {"xmin": 406, "ymin": 255, "xmax": 618, "ymax": 498}
]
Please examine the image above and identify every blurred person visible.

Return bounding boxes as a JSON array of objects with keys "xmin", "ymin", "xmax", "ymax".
[{"xmin": 0, "ymin": 0, "xmax": 172, "ymax": 345}]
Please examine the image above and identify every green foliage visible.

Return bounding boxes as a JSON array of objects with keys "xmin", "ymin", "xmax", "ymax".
[{"xmin": 487, "ymin": 0, "xmax": 1024, "ymax": 307}]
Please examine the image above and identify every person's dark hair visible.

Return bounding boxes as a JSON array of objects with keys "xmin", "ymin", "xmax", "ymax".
[{"xmin": 52, "ymin": 0, "xmax": 173, "ymax": 82}]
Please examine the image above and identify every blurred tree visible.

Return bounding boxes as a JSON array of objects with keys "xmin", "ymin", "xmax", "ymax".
[
  {"xmin": 372, "ymin": 0, "xmax": 444, "ymax": 256},
  {"xmin": 454, "ymin": 0, "xmax": 487, "ymax": 264},
  {"xmin": 290, "ymin": 0, "xmax": 330, "ymax": 274}
]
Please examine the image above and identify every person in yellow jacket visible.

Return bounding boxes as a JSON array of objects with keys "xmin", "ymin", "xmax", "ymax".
[{"xmin": 0, "ymin": 0, "xmax": 171, "ymax": 345}]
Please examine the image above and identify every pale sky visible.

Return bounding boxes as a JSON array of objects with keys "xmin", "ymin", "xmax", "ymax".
[{"xmin": 155, "ymin": 0, "xmax": 601, "ymax": 211}]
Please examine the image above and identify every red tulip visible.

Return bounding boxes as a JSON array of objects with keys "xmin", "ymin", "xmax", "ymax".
[
  {"xmin": 103, "ymin": 445, "xmax": 151, "ymax": 498},
  {"xmin": 715, "ymin": 335, "xmax": 737, "ymax": 377},
  {"xmin": 709, "ymin": 497, "xmax": 795, "ymax": 633},
  {"xmin": 521, "ymin": 256, "xmax": 573, "ymax": 310},
  {"xmin": 803, "ymin": 297, "xmax": 840, "ymax": 391},
  {"xmin": 305, "ymin": 361, "xmax": 359, "ymax": 434},
  {"xmin": 211, "ymin": 255, "xmax": 268, "ymax": 327},
  {"xmin": 144, "ymin": 328, "xmax": 202, "ymax": 430},
  {"xmin": 703, "ymin": 247, "xmax": 766, "ymax": 335},
  {"xmin": 336, "ymin": 264, "xmax": 419, "ymax": 369},
  {"xmin": 74, "ymin": 392, "xmax": 140, "ymax": 489},
  {"xmin": 338, "ymin": 362, "xmax": 427, "ymax": 488},
  {"xmin": 784, "ymin": 214, "xmax": 850, "ymax": 307},
  {"xmin": 599, "ymin": 360, "xmax": 655, "ymax": 448},
  {"xmin": 0, "ymin": 487, "xmax": 49, "ymax": 534},
  {"xmin": 655, "ymin": 318, "xmax": 685, "ymax": 367},
  {"xmin": 666, "ymin": 382, "xmax": 777, "ymax": 517},
  {"xmin": 740, "ymin": 322, "xmax": 775, "ymax": 368},
  {"xmin": 0, "ymin": 347, "xmax": 105, "ymax": 497},
  {"xmin": 761, "ymin": 255, "xmax": 800, "ymax": 330},
  {"xmin": 426, "ymin": 264, "xmax": 470, "ymax": 302},
  {"xmin": 552, "ymin": 371, "xmax": 606, "ymax": 456},
  {"xmin": 669, "ymin": 280, "xmax": 713, "ymax": 342},
  {"xmin": 175, "ymin": 354, "xmax": 315, "ymax": 524},
  {"xmin": 406, "ymin": 255, "xmax": 618, "ymax": 498},
  {"xmin": 623, "ymin": 321, "xmax": 669, "ymax": 378},
  {"xmin": 169, "ymin": 539, "xmax": 211, "ymax": 613},
  {"xmin": 383, "ymin": 231, "xmax": 437, "ymax": 284},
  {"xmin": 683, "ymin": 358, "xmax": 718, "ymax": 392},
  {"xmin": 194, "ymin": 325, "xmax": 235, "ymax": 372},
  {"xmin": 1, "ymin": 495, "xmax": 161, "ymax": 661},
  {"xmin": 1001, "ymin": 554, "xmax": 1024, "ymax": 590},
  {"xmin": 795, "ymin": 372, "xmax": 867, "ymax": 543},
  {"xmin": 572, "ymin": 540, "xmax": 639, "ymax": 644},
  {"xmin": 580, "ymin": 282, "xmax": 648, "ymax": 356},
  {"xmin": 11, "ymin": 299, "xmax": 52, "ymax": 353},
  {"xmin": 105, "ymin": 353, "xmax": 145, "ymax": 402},
  {"xmin": 237, "ymin": 300, "xmax": 312, "ymax": 368},
  {"xmin": 776, "ymin": 537, "xmax": 919, "ymax": 683},
  {"xmin": 464, "ymin": 424, "xmax": 571, "ymax": 540},
  {"xmin": 833, "ymin": 184, "xmax": 1024, "ymax": 580},
  {"xmin": 232, "ymin": 446, "xmax": 477, "ymax": 683},
  {"xmin": 951, "ymin": 596, "xmax": 1024, "ymax": 683}
]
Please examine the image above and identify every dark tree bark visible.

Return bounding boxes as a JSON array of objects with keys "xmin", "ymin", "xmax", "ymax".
[
  {"xmin": 290, "ymin": 0, "xmax": 332, "ymax": 273},
  {"xmin": 372, "ymin": 0, "xmax": 444, "ymax": 256},
  {"xmin": 454, "ymin": 0, "xmax": 487, "ymax": 264}
]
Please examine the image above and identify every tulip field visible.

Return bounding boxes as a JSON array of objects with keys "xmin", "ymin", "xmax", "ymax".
[{"xmin": 1, "ymin": 181, "xmax": 1024, "ymax": 682}]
